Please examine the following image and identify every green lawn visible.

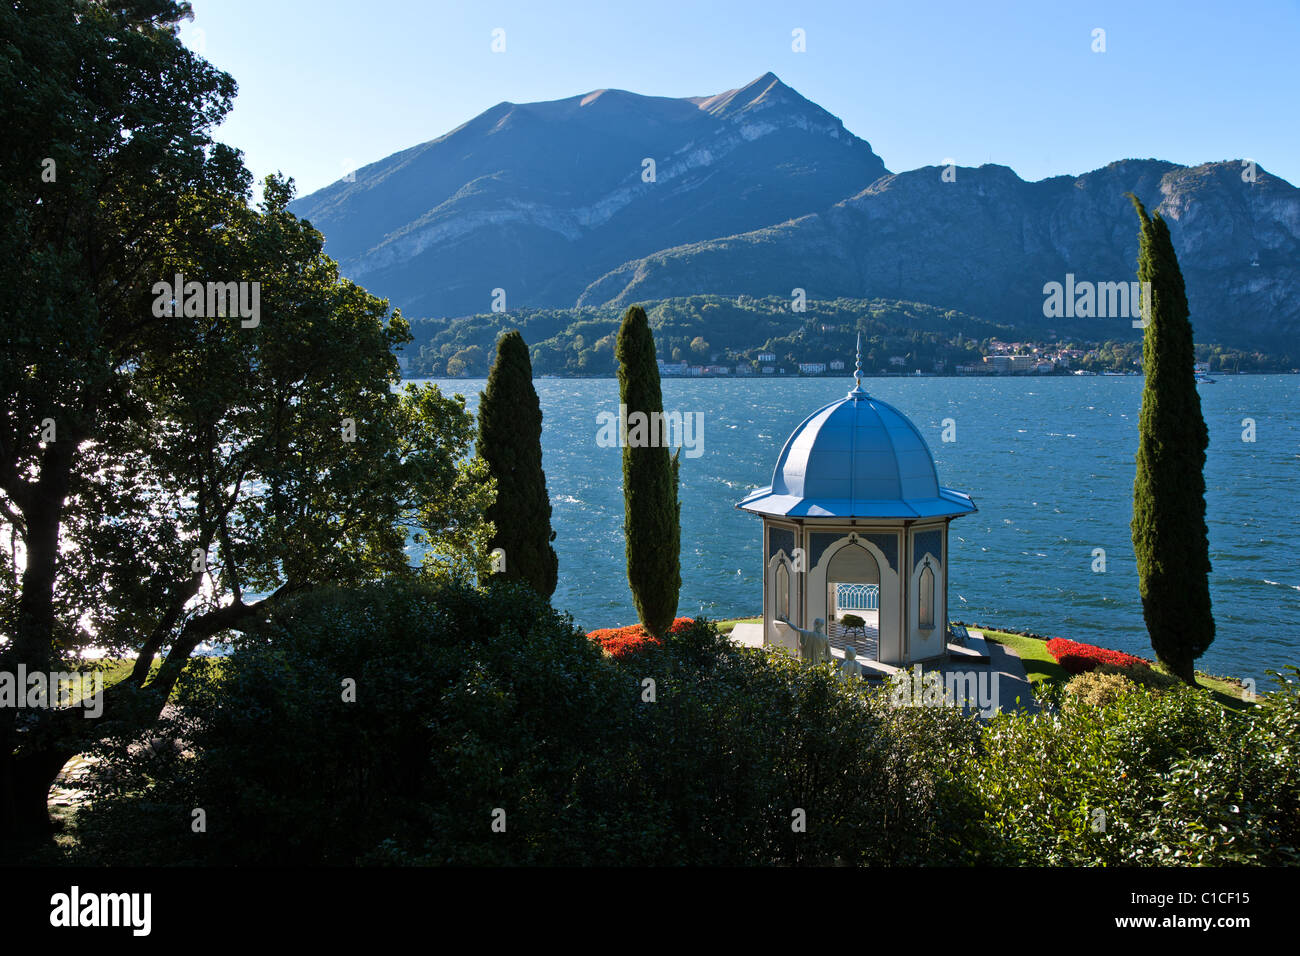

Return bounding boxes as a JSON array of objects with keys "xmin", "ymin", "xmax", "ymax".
[
  {"xmin": 975, "ymin": 628, "xmax": 1068, "ymax": 686},
  {"xmin": 59, "ymin": 656, "xmax": 220, "ymax": 704},
  {"xmin": 976, "ymin": 626, "xmax": 1254, "ymax": 710},
  {"xmin": 707, "ymin": 618, "xmax": 1255, "ymax": 709}
]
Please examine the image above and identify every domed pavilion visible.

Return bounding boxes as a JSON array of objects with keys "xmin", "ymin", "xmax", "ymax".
[{"xmin": 736, "ymin": 340, "xmax": 976, "ymax": 667}]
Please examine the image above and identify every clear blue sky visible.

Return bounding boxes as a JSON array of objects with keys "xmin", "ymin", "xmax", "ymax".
[{"xmin": 180, "ymin": 0, "xmax": 1300, "ymax": 200}]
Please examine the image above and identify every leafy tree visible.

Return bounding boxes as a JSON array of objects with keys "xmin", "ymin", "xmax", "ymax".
[
  {"xmin": 478, "ymin": 331, "xmax": 558, "ymax": 597},
  {"xmin": 446, "ymin": 344, "xmax": 485, "ymax": 376},
  {"xmin": 1128, "ymin": 194, "xmax": 1214, "ymax": 684},
  {"xmin": 0, "ymin": 0, "xmax": 492, "ymax": 853},
  {"xmin": 615, "ymin": 305, "xmax": 680, "ymax": 637}
]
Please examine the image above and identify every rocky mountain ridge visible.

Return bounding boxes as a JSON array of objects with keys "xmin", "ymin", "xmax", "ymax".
[{"xmin": 291, "ymin": 75, "xmax": 1300, "ymax": 351}]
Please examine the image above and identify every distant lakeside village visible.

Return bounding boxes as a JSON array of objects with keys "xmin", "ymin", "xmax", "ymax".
[
  {"xmin": 647, "ymin": 344, "xmax": 1292, "ymax": 377},
  {"xmin": 406, "ymin": 296, "xmax": 1293, "ymax": 380},
  {"xmin": 655, "ymin": 342, "xmax": 1115, "ymax": 378},
  {"xmin": 405, "ymin": 338, "xmax": 1292, "ymax": 379}
]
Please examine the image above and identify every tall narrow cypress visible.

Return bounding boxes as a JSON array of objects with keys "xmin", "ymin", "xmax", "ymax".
[
  {"xmin": 615, "ymin": 305, "xmax": 680, "ymax": 637},
  {"xmin": 478, "ymin": 330, "xmax": 558, "ymax": 597},
  {"xmin": 1128, "ymin": 194, "xmax": 1214, "ymax": 684}
]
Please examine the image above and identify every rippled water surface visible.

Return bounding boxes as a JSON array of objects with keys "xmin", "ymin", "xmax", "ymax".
[{"xmin": 416, "ymin": 374, "xmax": 1299, "ymax": 683}]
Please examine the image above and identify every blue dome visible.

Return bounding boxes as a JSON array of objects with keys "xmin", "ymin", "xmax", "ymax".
[{"xmin": 737, "ymin": 383, "xmax": 976, "ymax": 519}]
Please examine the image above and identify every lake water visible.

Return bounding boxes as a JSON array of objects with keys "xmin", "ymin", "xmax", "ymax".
[{"xmin": 414, "ymin": 374, "xmax": 1299, "ymax": 684}]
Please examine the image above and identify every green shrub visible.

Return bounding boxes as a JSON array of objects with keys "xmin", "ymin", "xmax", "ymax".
[
  {"xmin": 1096, "ymin": 661, "xmax": 1179, "ymax": 692},
  {"xmin": 608, "ymin": 620, "xmax": 995, "ymax": 865},
  {"xmin": 1065, "ymin": 669, "xmax": 1135, "ymax": 707},
  {"xmin": 968, "ymin": 670, "xmax": 1300, "ymax": 865},
  {"xmin": 78, "ymin": 579, "xmax": 624, "ymax": 865},
  {"xmin": 79, "ymin": 579, "xmax": 1295, "ymax": 867},
  {"xmin": 75, "ymin": 581, "xmax": 992, "ymax": 865}
]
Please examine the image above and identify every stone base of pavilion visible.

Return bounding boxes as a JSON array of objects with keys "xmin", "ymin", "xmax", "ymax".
[
  {"xmin": 727, "ymin": 624, "xmax": 1037, "ymax": 715},
  {"xmin": 730, "ymin": 621, "xmax": 898, "ymax": 679}
]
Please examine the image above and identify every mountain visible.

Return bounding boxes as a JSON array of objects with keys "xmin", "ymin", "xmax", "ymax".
[
  {"xmin": 293, "ymin": 74, "xmax": 1300, "ymax": 352},
  {"xmin": 579, "ymin": 159, "xmax": 1300, "ymax": 350},
  {"xmin": 290, "ymin": 73, "xmax": 888, "ymax": 319}
]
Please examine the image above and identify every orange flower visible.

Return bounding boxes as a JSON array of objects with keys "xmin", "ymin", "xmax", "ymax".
[
  {"xmin": 1046, "ymin": 637, "xmax": 1149, "ymax": 675},
  {"xmin": 587, "ymin": 618, "xmax": 694, "ymax": 660}
]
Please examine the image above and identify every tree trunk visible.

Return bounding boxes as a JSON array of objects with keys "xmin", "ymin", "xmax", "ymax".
[
  {"xmin": 12, "ymin": 441, "xmax": 74, "ymax": 665},
  {"xmin": 0, "ymin": 734, "xmax": 74, "ymax": 860},
  {"xmin": 0, "ymin": 444, "xmax": 72, "ymax": 859},
  {"xmin": 15, "ymin": 748, "xmax": 72, "ymax": 840},
  {"xmin": 1164, "ymin": 655, "xmax": 1199, "ymax": 687},
  {"xmin": 0, "ymin": 742, "xmax": 16, "ymax": 859},
  {"xmin": 0, "ymin": 680, "xmax": 165, "ymax": 858},
  {"xmin": 0, "ymin": 589, "xmax": 277, "ymax": 856}
]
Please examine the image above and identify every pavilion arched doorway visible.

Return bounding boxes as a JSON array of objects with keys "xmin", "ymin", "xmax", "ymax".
[{"xmin": 824, "ymin": 543, "xmax": 881, "ymax": 660}]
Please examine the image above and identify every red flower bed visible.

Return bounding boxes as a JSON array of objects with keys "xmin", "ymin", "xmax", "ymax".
[
  {"xmin": 1046, "ymin": 637, "xmax": 1149, "ymax": 675},
  {"xmin": 587, "ymin": 617, "xmax": 694, "ymax": 660}
]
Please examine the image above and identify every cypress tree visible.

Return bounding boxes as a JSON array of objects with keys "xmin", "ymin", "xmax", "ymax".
[
  {"xmin": 615, "ymin": 305, "xmax": 681, "ymax": 638},
  {"xmin": 1128, "ymin": 194, "xmax": 1214, "ymax": 684},
  {"xmin": 478, "ymin": 330, "xmax": 558, "ymax": 597}
]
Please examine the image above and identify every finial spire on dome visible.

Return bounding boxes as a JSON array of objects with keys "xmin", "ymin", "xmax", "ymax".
[{"xmin": 848, "ymin": 331, "xmax": 868, "ymax": 399}]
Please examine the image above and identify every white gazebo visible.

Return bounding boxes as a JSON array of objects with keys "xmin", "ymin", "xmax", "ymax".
[{"xmin": 736, "ymin": 342, "xmax": 976, "ymax": 666}]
